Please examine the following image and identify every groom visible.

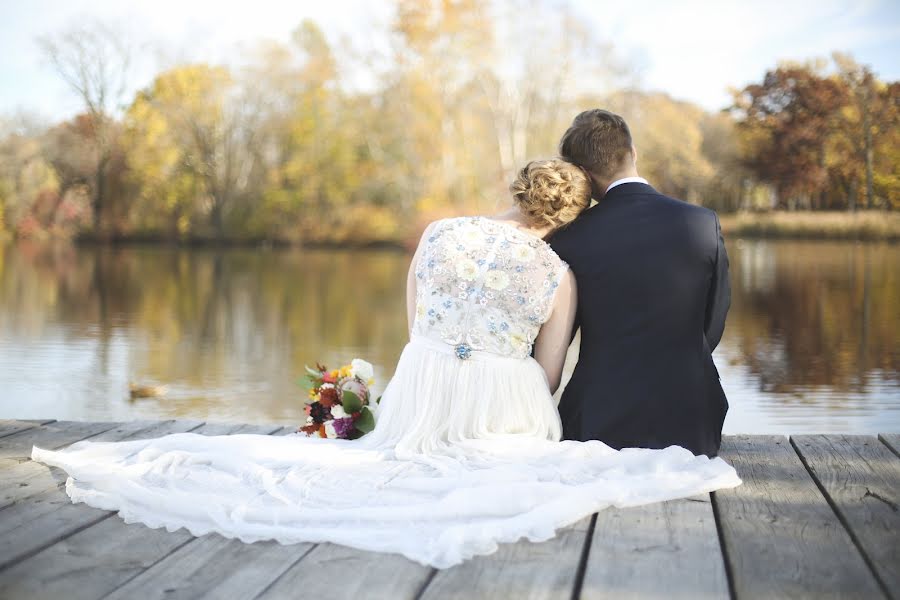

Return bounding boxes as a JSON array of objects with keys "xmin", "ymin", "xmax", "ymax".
[{"xmin": 549, "ymin": 109, "xmax": 731, "ymax": 458}]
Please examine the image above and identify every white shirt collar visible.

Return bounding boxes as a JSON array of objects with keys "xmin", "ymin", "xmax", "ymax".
[{"xmin": 605, "ymin": 176, "xmax": 649, "ymax": 194}]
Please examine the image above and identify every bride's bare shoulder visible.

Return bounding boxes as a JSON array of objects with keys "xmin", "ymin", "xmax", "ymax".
[{"xmin": 419, "ymin": 215, "xmax": 472, "ymax": 239}]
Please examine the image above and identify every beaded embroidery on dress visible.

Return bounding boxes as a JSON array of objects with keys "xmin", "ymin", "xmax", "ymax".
[
  {"xmin": 412, "ymin": 217, "xmax": 568, "ymax": 360},
  {"xmin": 31, "ymin": 216, "xmax": 741, "ymax": 569}
]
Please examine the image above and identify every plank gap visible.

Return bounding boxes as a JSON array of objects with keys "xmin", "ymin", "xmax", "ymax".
[
  {"xmin": 569, "ymin": 512, "xmax": 596, "ymax": 600},
  {"xmin": 0, "ymin": 420, "xmax": 56, "ymax": 441},
  {"xmin": 0, "ymin": 512, "xmax": 113, "ymax": 573},
  {"xmin": 99, "ymin": 534, "xmax": 199, "ymax": 599},
  {"xmin": 788, "ymin": 436, "xmax": 892, "ymax": 599},
  {"xmin": 877, "ymin": 434, "xmax": 900, "ymax": 459},
  {"xmin": 710, "ymin": 490, "xmax": 737, "ymax": 600},
  {"xmin": 250, "ymin": 543, "xmax": 318, "ymax": 600},
  {"xmin": 412, "ymin": 568, "xmax": 438, "ymax": 600}
]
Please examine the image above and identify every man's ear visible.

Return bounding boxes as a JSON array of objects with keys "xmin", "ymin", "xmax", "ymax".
[{"xmin": 631, "ymin": 144, "xmax": 638, "ymax": 166}]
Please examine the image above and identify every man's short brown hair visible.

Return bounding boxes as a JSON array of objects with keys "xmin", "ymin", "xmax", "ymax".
[{"xmin": 559, "ymin": 109, "xmax": 633, "ymax": 181}]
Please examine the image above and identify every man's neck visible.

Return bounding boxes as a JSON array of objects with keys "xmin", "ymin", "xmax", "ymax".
[{"xmin": 595, "ymin": 169, "xmax": 641, "ymax": 198}]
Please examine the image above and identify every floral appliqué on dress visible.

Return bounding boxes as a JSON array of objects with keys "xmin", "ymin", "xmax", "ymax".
[{"xmin": 412, "ymin": 216, "xmax": 569, "ymax": 359}]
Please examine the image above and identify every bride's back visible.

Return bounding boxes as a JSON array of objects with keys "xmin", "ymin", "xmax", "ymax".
[{"xmin": 411, "ymin": 216, "xmax": 568, "ymax": 360}]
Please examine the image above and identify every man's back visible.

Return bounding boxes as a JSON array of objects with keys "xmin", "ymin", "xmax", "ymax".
[{"xmin": 549, "ymin": 182, "xmax": 730, "ymax": 457}]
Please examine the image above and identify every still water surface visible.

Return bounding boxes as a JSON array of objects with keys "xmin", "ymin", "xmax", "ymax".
[{"xmin": 0, "ymin": 239, "xmax": 897, "ymax": 433}]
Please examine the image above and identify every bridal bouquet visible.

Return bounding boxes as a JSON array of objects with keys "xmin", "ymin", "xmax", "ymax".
[{"xmin": 297, "ymin": 358, "xmax": 378, "ymax": 439}]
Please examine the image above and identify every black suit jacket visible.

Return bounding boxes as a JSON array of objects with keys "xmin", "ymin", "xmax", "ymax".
[{"xmin": 548, "ymin": 182, "xmax": 731, "ymax": 457}]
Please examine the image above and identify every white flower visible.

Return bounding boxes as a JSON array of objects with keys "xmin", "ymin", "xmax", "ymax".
[
  {"xmin": 350, "ymin": 358, "xmax": 374, "ymax": 381},
  {"xmin": 513, "ymin": 244, "xmax": 536, "ymax": 262},
  {"xmin": 320, "ymin": 382, "xmax": 335, "ymax": 390},
  {"xmin": 331, "ymin": 404, "xmax": 348, "ymax": 419},
  {"xmin": 461, "ymin": 228, "xmax": 482, "ymax": 244},
  {"xmin": 510, "ymin": 334, "xmax": 529, "ymax": 354},
  {"xmin": 445, "ymin": 247, "xmax": 465, "ymax": 262},
  {"xmin": 305, "ymin": 416, "xmax": 314, "ymax": 425},
  {"xmin": 484, "ymin": 270, "xmax": 510, "ymax": 290},
  {"xmin": 324, "ymin": 420, "xmax": 338, "ymax": 438},
  {"xmin": 455, "ymin": 258, "xmax": 479, "ymax": 281}
]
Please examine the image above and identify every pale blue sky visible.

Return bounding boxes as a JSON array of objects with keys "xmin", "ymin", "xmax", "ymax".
[{"xmin": 1, "ymin": 0, "xmax": 898, "ymax": 122}]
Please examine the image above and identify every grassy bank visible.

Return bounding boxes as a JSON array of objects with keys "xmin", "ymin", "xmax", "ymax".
[
  {"xmin": 719, "ymin": 211, "xmax": 900, "ymax": 241},
  {"xmin": 8, "ymin": 210, "xmax": 898, "ymax": 248},
  {"xmin": 69, "ymin": 231, "xmax": 408, "ymax": 251}
]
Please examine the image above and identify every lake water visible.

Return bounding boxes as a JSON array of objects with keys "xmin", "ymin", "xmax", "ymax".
[{"xmin": 0, "ymin": 239, "xmax": 897, "ymax": 434}]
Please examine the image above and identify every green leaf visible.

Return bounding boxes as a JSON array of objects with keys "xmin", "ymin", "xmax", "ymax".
[
  {"xmin": 304, "ymin": 365, "xmax": 322, "ymax": 377},
  {"xmin": 296, "ymin": 376, "xmax": 314, "ymax": 390},
  {"xmin": 342, "ymin": 390, "xmax": 363, "ymax": 413},
  {"xmin": 375, "ymin": 395, "xmax": 382, "ymax": 405},
  {"xmin": 355, "ymin": 407, "xmax": 375, "ymax": 433}
]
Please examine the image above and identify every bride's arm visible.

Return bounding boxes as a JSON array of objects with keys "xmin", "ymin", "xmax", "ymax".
[{"xmin": 533, "ymin": 269, "xmax": 578, "ymax": 394}]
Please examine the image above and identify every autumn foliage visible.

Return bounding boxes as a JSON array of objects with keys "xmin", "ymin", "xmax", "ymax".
[{"xmin": 0, "ymin": 6, "xmax": 896, "ymax": 245}]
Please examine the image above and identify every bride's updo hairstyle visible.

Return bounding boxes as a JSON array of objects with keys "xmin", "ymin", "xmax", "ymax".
[{"xmin": 509, "ymin": 159, "xmax": 591, "ymax": 230}]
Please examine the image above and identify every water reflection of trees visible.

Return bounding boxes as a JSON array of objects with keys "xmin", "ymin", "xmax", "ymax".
[
  {"xmin": 1, "ymin": 241, "xmax": 897, "ymax": 419},
  {"xmin": 728, "ymin": 240, "xmax": 899, "ymax": 394},
  {"xmin": 0, "ymin": 242, "xmax": 410, "ymax": 419}
]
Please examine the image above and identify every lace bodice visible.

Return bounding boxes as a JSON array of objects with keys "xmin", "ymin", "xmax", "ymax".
[{"xmin": 412, "ymin": 216, "xmax": 569, "ymax": 359}]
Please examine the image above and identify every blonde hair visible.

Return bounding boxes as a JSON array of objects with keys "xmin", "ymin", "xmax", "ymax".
[{"xmin": 509, "ymin": 158, "xmax": 591, "ymax": 229}]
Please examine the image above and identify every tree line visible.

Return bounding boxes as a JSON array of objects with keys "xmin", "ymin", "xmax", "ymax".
[{"xmin": 0, "ymin": 1, "xmax": 896, "ymax": 246}]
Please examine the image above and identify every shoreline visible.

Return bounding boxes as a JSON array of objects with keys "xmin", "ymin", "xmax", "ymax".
[
  {"xmin": 718, "ymin": 210, "xmax": 899, "ymax": 242},
  {"xmin": 3, "ymin": 211, "xmax": 898, "ymax": 248}
]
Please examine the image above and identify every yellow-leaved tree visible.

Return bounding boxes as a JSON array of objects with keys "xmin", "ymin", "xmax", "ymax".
[{"xmin": 125, "ymin": 64, "xmax": 265, "ymax": 241}]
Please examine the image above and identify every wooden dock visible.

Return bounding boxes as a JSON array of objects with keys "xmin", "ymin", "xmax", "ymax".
[{"xmin": 0, "ymin": 419, "xmax": 897, "ymax": 600}]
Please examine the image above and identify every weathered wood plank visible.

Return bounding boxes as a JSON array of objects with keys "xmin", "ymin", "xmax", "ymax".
[
  {"xmin": 0, "ymin": 420, "xmax": 163, "ymax": 509},
  {"xmin": 0, "ymin": 420, "xmax": 119, "ymax": 459},
  {"xmin": 197, "ymin": 421, "xmax": 286, "ymax": 436},
  {"xmin": 792, "ymin": 434, "xmax": 900, "ymax": 597},
  {"xmin": 172, "ymin": 420, "xmax": 265, "ymax": 436},
  {"xmin": 3, "ymin": 427, "xmax": 893, "ymax": 599},
  {"xmin": 98, "ymin": 422, "xmax": 305, "ymax": 600},
  {"xmin": 0, "ymin": 421, "xmax": 290, "ymax": 600},
  {"xmin": 0, "ymin": 513, "xmax": 197, "ymax": 600},
  {"xmin": 580, "ymin": 495, "xmax": 728, "ymax": 600},
  {"xmin": 232, "ymin": 422, "xmax": 287, "ymax": 435},
  {"xmin": 714, "ymin": 435, "xmax": 884, "ymax": 599},
  {"xmin": 879, "ymin": 433, "xmax": 900, "ymax": 458},
  {"xmin": 271, "ymin": 425, "xmax": 299, "ymax": 435},
  {"xmin": 418, "ymin": 516, "xmax": 591, "ymax": 600},
  {"xmin": 0, "ymin": 419, "xmax": 54, "ymax": 440},
  {"xmin": 0, "ymin": 420, "xmax": 204, "ymax": 571},
  {"xmin": 104, "ymin": 534, "xmax": 305, "ymax": 600},
  {"xmin": 256, "ymin": 542, "xmax": 430, "ymax": 600}
]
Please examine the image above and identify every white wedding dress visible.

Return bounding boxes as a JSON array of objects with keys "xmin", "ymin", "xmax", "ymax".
[{"xmin": 31, "ymin": 216, "xmax": 741, "ymax": 568}]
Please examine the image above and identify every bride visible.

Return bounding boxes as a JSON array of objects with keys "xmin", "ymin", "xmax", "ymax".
[{"xmin": 32, "ymin": 158, "xmax": 741, "ymax": 569}]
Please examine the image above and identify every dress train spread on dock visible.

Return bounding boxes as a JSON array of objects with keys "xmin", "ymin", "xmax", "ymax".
[{"xmin": 31, "ymin": 217, "xmax": 741, "ymax": 568}]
